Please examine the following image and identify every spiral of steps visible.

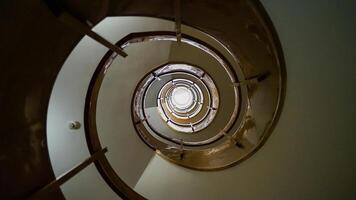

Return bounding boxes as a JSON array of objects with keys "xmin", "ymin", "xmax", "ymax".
[
  {"xmin": 47, "ymin": 12, "xmax": 284, "ymax": 199},
  {"xmin": 2, "ymin": 0, "xmax": 355, "ymax": 199}
]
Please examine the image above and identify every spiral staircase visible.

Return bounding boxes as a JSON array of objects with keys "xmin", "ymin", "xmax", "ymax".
[{"xmin": 0, "ymin": 0, "xmax": 355, "ymax": 199}]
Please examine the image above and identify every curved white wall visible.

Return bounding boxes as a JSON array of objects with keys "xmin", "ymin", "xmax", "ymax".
[{"xmin": 47, "ymin": 17, "xmax": 175, "ymax": 199}]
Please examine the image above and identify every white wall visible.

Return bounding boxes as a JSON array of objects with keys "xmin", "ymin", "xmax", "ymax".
[{"xmin": 46, "ymin": 17, "xmax": 174, "ymax": 199}]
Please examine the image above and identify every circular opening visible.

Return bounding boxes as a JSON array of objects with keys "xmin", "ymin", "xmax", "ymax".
[
  {"xmin": 170, "ymin": 86, "xmax": 194, "ymax": 110},
  {"xmin": 134, "ymin": 62, "xmax": 220, "ymax": 137}
]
